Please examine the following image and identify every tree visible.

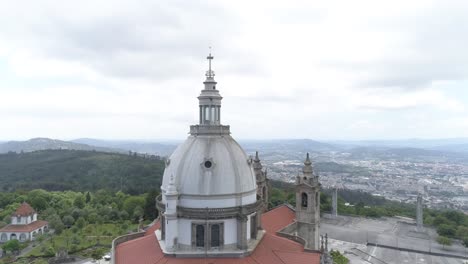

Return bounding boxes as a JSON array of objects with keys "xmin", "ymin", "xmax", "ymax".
[
  {"xmin": 437, "ymin": 224, "xmax": 456, "ymax": 237},
  {"xmin": 26, "ymin": 189, "xmax": 50, "ymax": 211},
  {"xmin": 91, "ymin": 247, "xmax": 106, "ymax": 263},
  {"xmin": 2, "ymin": 239, "xmax": 20, "ymax": 255},
  {"xmin": 123, "ymin": 196, "xmax": 145, "ymax": 216},
  {"xmin": 433, "ymin": 215, "xmax": 449, "ymax": 226},
  {"xmin": 48, "ymin": 214, "xmax": 65, "ymax": 234},
  {"xmin": 462, "ymin": 237, "xmax": 468, "ymax": 248},
  {"xmin": 86, "ymin": 192, "xmax": 92, "ymax": 203},
  {"xmin": 144, "ymin": 189, "xmax": 159, "ymax": 221},
  {"xmin": 456, "ymin": 226, "xmax": 468, "ymax": 238},
  {"xmin": 74, "ymin": 195, "xmax": 85, "ymax": 209},
  {"xmin": 133, "ymin": 206, "xmax": 144, "ymax": 221},
  {"xmin": 330, "ymin": 250, "xmax": 349, "ymax": 264},
  {"xmin": 63, "ymin": 215, "xmax": 75, "ymax": 228},
  {"xmin": 76, "ymin": 217, "xmax": 87, "ymax": 229},
  {"xmin": 437, "ymin": 236, "xmax": 452, "ymax": 249}
]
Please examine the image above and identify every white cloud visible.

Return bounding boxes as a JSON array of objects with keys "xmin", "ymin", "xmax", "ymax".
[{"xmin": 0, "ymin": 0, "xmax": 467, "ymax": 140}]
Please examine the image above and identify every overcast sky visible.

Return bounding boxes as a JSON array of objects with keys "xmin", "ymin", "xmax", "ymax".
[{"xmin": 1, "ymin": 0, "xmax": 468, "ymax": 141}]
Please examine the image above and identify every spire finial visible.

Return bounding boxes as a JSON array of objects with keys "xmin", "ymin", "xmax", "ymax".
[
  {"xmin": 206, "ymin": 47, "xmax": 215, "ymax": 78},
  {"xmin": 325, "ymin": 233, "xmax": 329, "ymax": 251},
  {"xmin": 304, "ymin": 152, "xmax": 312, "ymax": 165}
]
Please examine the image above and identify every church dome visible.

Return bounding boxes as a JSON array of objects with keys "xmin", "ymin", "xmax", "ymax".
[
  {"xmin": 161, "ymin": 134, "xmax": 257, "ymax": 198},
  {"xmin": 160, "ymin": 52, "xmax": 257, "ymax": 208}
]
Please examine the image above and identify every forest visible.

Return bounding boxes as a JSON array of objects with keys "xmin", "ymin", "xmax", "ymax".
[{"xmin": 0, "ymin": 150, "xmax": 165, "ymax": 194}]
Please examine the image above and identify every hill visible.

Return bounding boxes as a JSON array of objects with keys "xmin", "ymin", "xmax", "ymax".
[
  {"xmin": 72, "ymin": 138, "xmax": 178, "ymax": 156},
  {"xmin": 0, "ymin": 149, "xmax": 165, "ymax": 194},
  {"xmin": 0, "ymin": 138, "xmax": 119, "ymax": 154}
]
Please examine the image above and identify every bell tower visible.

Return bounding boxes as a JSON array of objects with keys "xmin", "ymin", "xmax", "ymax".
[{"xmin": 295, "ymin": 153, "xmax": 320, "ymax": 251}]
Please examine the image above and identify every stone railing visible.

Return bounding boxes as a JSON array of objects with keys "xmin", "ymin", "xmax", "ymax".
[
  {"xmin": 189, "ymin": 125, "xmax": 230, "ymax": 135},
  {"xmin": 110, "ymin": 231, "xmax": 146, "ymax": 264},
  {"xmin": 156, "ymin": 195, "xmax": 263, "ymax": 220}
]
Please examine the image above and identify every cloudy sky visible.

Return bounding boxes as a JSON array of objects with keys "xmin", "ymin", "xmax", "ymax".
[{"xmin": 1, "ymin": 0, "xmax": 467, "ymax": 140}]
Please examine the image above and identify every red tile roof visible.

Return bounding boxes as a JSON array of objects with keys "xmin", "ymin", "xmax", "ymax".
[
  {"xmin": 116, "ymin": 205, "xmax": 320, "ymax": 264},
  {"xmin": 12, "ymin": 202, "xmax": 36, "ymax": 216},
  {"xmin": 0, "ymin": 220, "xmax": 48, "ymax": 233},
  {"xmin": 261, "ymin": 204, "xmax": 296, "ymax": 233}
]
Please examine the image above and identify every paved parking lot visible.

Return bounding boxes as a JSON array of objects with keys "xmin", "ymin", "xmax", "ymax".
[{"xmin": 321, "ymin": 214, "xmax": 468, "ymax": 264}]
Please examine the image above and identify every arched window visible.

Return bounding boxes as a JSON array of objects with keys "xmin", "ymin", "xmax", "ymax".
[
  {"xmin": 0, "ymin": 233, "xmax": 7, "ymax": 242},
  {"xmin": 211, "ymin": 224, "xmax": 220, "ymax": 247},
  {"xmin": 10, "ymin": 234, "xmax": 17, "ymax": 240},
  {"xmin": 19, "ymin": 233, "xmax": 27, "ymax": 241},
  {"xmin": 262, "ymin": 186, "xmax": 266, "ymax": 200},
  {"xmin": 301, "ymin": 193, "xmax": 308, "ymax": 208},
  {"xmin": 196, "ymin": 225, "xmax": 205, "ymax": 247}
]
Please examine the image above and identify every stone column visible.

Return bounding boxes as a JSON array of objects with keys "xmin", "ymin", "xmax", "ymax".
[
  {"xmin": 237, "ymin": 215, "xmax": 248, "ymax": 250},
  {"xmin": 199, "ymin": 106, "xmax": 202, "ymax": 124},
  {"xmin": 416, "ymin": 194, "xmax": 423, "ymax": 230},
  {"xmin": 256, "ymin": 209, "xmax": 262, "ymax": 231},
  {"xmin": 332, "ymin": 188, "xmax": 338, "ymax": 218}
]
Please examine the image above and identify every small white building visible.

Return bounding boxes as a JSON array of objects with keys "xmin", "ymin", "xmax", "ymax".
[{"xmin": 0, "ymin": 202, "xmax": 48, "ymax": 243}]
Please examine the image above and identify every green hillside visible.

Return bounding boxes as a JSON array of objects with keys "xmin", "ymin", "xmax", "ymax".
[{"xmin": 0, "ymin": 149, "xmax": 165, "ymax": 194}]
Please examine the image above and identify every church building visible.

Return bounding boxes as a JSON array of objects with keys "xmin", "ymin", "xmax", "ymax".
[
  {"xmin": 112, "ymin": 53, "xmax": 327, "ymax": 264},
  {"xmin": 0, "ymin": 202, "xmax": 48, "ymax": 243}
]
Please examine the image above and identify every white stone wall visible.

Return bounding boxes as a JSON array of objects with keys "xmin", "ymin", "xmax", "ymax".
[
  {"xmin": 0, "ymin": 232, "xmax": 29, "ymax": 242},
  {"xmin": 222, "ymin": 218, "xmax": 238, "ymax": 245},
  {"xmin": 0, "ymin": 225, "xmax": 47, "ymax": 243},
  {"xmin": 10, "ymin": 214, "xmax": 35, "ymax": 225}
]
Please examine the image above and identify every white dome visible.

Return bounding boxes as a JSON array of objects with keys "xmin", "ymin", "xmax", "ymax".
[{"xmin": 161, "ymin": 134, "xmax": 257, "ymax": 202}]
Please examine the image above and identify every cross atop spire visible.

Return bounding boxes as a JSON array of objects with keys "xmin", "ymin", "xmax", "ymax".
[{"xmin": 206, "ymin": 47, "xmax": 215, "ymax": 79}]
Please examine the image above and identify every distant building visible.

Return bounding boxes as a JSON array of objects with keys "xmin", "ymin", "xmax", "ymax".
[
  {"xmin": 0, "ymin": 202, "xmax": 48, "ymax": 242},
  {"xmin": 112, "ymin": 53, "xmax": 326, "ymax": 264}
]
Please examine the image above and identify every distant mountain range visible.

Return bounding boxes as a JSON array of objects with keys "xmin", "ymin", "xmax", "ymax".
[
  {"xmin": 71, "ymin": 138, "xmax": 178, "ymax": 156},
  {"xmin": 328, "ymin": 138, "xmax": 468, "ymax": 153},
  {"xmin": 240, "ymin": 139, "xmax": 337, "ymax": 153},
  {"xmin": 1, "ymin": 137, "xmax": 467, "ymax": 161},
  {"xmin": 0, "ymin": 138, "xmax": 116, "ymax": 154}
]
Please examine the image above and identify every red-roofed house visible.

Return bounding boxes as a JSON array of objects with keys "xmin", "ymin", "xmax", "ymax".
[
  {"xmin": 0, "ymin": 202, "xmax": 48, "ymax": 243},
  {"xmin": 112, "ymin": 54, "xmax": 329, "ymax": 264}
]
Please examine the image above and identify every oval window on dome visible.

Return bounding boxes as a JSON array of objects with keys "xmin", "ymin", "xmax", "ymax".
[{"xmin": 204, "ymin": 161, "xmax": 212, "ymax": 168}]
